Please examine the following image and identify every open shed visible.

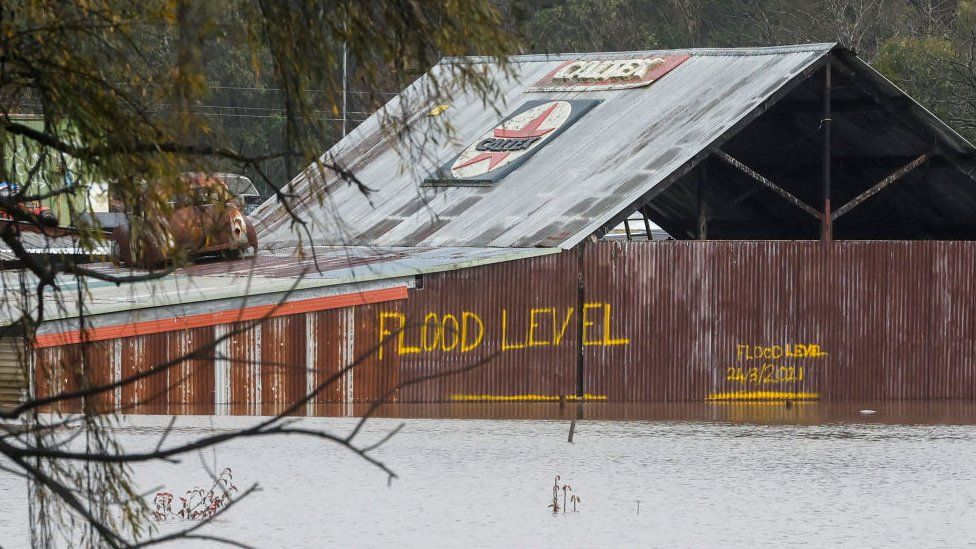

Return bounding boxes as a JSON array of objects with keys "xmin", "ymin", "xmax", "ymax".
[{"xmin": 13, "ymin": 43, "xmax": 976, "ymax": 414}]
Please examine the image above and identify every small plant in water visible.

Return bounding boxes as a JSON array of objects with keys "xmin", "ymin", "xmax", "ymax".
[
  {"xmin": 548, "ymin": 475, "xmax": 580, "ymax": 514},
  {"xmin": 151, "ymin": 467, "xmax": 238, "ymax": 522},
  {"xmin": 549, "ymin": 475, "xmax": 561, "ymax": 513}
]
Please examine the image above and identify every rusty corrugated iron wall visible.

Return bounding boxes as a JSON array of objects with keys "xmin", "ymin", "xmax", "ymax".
[
  {"xmin": 392, "ymin": 249, "xmax": 579, "ymax": 403},
  {"xmin": 120, "ymin": 334, "xmax": 169, "ymax": 412},
  {"xmin": 30, "ymin": 241, "xmax": 976, "ymax": 413},
  {"xmin": 579, "ymin": 241, "xmax": 976, "ymax": 402}
]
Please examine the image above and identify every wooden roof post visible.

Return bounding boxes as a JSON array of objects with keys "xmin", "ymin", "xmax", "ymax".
[{"xmin": 822, "ymin": 57, "xmax": 833, "ymax": 242}]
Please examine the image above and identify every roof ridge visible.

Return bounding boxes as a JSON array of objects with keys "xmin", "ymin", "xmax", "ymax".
[{"xmin": 440, "ymin": 43, "xmax": 840, "ymax": 65}]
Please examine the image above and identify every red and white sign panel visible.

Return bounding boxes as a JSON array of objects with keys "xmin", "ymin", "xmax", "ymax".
[
  {"xmin": 426, "ymin": 100, "xmax": 600, "ymax": 185},
  {"xmin": 528, "ymin": 54, "xmax": 690, "ymax": 92}
]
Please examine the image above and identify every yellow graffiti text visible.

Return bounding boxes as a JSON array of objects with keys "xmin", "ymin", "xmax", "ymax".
[
  {"xmin": 528, "ymin": 308, "xmax": 552, "ymax": 347},
  {"xmin": 501, "ymin": 309, "xmax": 525, "ymax": 351},
  {"xmin": 378, "ymin": 303, "xmax": 629, "ymax": 359},
  {"xmin": 449, "ymin": 393, "xmax": 608, "ymax": 402},
  {"xmin": 378, "ymin": 311, "xmax": 484, "ymax": 359},
  {"xmin": 726, "ymin": 365, "xmax": 804, "ymax": 385},
  {"xmin": 554, "ymin": 308, "xmax": 574, "ymax": 345},
  {"xmin": 735, "ymin": 343, "xmax": 827, "ymax": 360},
  {"xmin": 582, "ymin": 302, "xmax": 630, "ymax": 346},
  {"xmin": 460, "ymin": 312, "xmax": 484, "ymax": 352},
  {"xmin": 706, "ymin": 391, "xmax": 820, "ymax": 401}
]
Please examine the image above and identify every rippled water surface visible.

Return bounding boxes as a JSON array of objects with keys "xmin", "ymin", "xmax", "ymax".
[{"xmin": 3, "ymin": 403, "xmax": 976, "ymax": 547}]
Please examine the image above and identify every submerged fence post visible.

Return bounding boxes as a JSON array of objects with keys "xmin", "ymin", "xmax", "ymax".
[
  {"xmin": 576, "ymin": 241, "xmax": 585, "ymax": 400},
  {"xmin": 568, "ymin": 240, "xmax": 587, "ymax": 443}
]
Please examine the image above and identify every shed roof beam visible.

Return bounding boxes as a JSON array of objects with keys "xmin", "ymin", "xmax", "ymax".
[
  {"xmin": 758, "ymin": 155, "xmax": 945, "ymax": 176},
  {"xmin": 831, "ymin": 152, "xmax": 932, "ymax": 221},
  {"xmin": 714, "ymin": 150, "xmax": 823, "ymax": 220}
]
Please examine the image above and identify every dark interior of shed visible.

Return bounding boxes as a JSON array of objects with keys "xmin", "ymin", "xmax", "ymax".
[{"xmin": 635, "ymin": 53, "xmax": 976, "ymax": 241}]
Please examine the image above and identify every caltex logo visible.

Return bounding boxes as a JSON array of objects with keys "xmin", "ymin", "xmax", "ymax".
[
  {"xmin": 427, "ymin": 99, "xmax": 600, "ymax": 185},
  {"xmin": 451, "ymin": 101, "xmax": 570, "ymax": 178}
]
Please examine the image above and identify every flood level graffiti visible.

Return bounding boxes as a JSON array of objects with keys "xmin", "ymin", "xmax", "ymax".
[
  {"xmin": 376, "ymin": 303, "xmax": 629, "ymax": 359},
  {"xmin": 727, "ymin": 342, "xmax": 828, "ymax": 385},
  {"xmin": 711, "ymin": 342, "xmax": 827, "ymax": 401},
  {"xmin": 735, "ymin": 344, "xmax": 827, "ymax": 360}
]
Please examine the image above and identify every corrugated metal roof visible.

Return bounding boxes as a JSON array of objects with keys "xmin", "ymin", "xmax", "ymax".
[
  {"xmin": 252, "ymin": 44, "xmax": 839, "ymax": 249},
  {"xmin": 0, "ymin": 246, "xmax": 557, "ymax": 324},
  {"xmin": 0, "ymin": 228, "xmax": 111, "ymax": 261}
]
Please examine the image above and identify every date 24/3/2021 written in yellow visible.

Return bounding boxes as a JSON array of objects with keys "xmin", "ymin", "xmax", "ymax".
[{"xmin": 725, "ymin": 365, "xmax": 805, "ymax": 385}]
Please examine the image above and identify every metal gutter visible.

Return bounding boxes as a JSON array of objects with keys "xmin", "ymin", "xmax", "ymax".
[{"xmin": 34, "ymin": 285, "xmax": 408, "ymax": 347}]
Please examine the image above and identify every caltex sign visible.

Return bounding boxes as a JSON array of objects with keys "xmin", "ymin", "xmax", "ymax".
[
  {"xmin": 427, "ymin": 99, "xmax": 600, "ymax": 185},
  {"xmin": 528, "ymin": 55, "xmax": 690, "ymax": 92}
]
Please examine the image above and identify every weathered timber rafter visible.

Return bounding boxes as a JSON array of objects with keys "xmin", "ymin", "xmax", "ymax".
[
  {"xmin": 831, "ymin": 152, "xmax": 932, "ymax": 221},
  {"xmin": 714, "ymin": 150, "xmax": 823, "ymax": 220}
]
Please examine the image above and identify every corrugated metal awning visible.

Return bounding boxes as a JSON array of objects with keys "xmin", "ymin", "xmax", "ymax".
[{"xmin": 0, "ymin": 246, "xmax": 559, "ymax": 326}]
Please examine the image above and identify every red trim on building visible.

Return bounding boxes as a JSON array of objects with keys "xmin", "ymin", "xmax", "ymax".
[{"xmin": 34, "ymin": 285, "xmax": 408, "ymax": 348}]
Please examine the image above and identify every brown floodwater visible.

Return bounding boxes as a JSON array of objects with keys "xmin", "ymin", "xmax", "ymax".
[
  {"xmin": 2, "ymin": 401, "xmax": 976, "ymax": 547},
  {"xmin": 119, "ymin": 399, "xmax": 976, "ymax": 424}
]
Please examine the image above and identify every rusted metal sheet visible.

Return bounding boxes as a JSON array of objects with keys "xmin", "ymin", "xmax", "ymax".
[
  {"xmin": 34, "ymin": 341, "xmax": 121, "ymax": 413},
  {"xmin": 578, "ymin": 240, "xmax": 976, "ymax": 402},
  {"xmin": 357, "ymin": 239, "xmax": 976, "ymax": 403},
  {"xmin": 35, "ymin": 345, "xmax": 82, "ymax": 413},
  {"xmin": 83, "ymin": 340, "xmax": 115, "ymax": 413},
  {"xmin": 388, "ymin": 250, "xmax": 578, "ymax": 402},
  {"xmin": 588, "ymin": 241, "xmax": 828, "ymax": 401},
  {"xmin": 120, "ymin": 333, "xmax": 170, "ymax": 413},
  {"xmin": 227, "ymin": 321, "xmax": 260, "ymax": 415},
  {"xmin": 260, "ymin": 315, "xmax": 305, "ymax": 416},
  {"xmin": 309, "ymin": 309, "xmax": 346, "ymax": 407},
  {"xmin": 167, "ymin": 327, "xmax": 215, "ymax": 415},
  {"xmin": 353, "ymin": 302, "xmax": 401, "ymax": 403},
  {"xmin": 930, "ymin": 241, "xmax": 976, "ymax": 399},
  {"xmin": 31, "ymin": 240, "xmax": 976, "ymax": 413}
]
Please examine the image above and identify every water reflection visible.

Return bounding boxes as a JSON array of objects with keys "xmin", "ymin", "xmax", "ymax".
[
  {"xmin": 122, "ymin": 400, "xmax": 976, "ymax": 425},
  {"xmin": 7, "ymin": 402, "xmax": 976, "ymax": 547}
]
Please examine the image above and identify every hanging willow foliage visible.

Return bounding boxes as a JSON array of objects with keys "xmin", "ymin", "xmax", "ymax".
[{"xmin": 0, "ymin": 1, "xmax": 517, "ymax": 547}]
